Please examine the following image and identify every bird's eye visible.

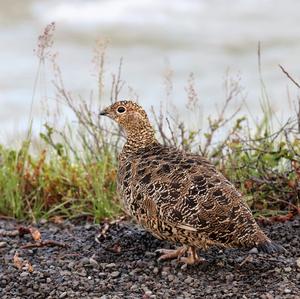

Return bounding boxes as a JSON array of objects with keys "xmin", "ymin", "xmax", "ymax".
[{"xmin": 117, "ymin": 106, "xmax": 126, "ymax": 113}]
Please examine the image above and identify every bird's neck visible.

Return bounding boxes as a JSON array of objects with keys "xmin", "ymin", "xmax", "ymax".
[{"xmin": 122, "ymin": 126, "xmax": 158, "ymax": 154}]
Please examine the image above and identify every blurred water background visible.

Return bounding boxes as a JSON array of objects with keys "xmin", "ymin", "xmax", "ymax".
[{"xmin": 1, "ymin": 0, "xmax": 300, "ymax": 144}]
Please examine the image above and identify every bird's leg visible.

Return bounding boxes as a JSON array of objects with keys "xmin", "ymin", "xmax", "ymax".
[
  {"xmin": 156, "ymin": 246, "xmax": 187, "ymax": 261},
  {"xmin": 179, "ymin": 246, "xmax": 205, "ymax": 265}
]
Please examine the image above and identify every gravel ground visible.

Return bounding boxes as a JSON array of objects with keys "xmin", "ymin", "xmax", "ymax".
[{"xmin": 0, "ymin": 217, "xmax": 299, "ymax": 299}]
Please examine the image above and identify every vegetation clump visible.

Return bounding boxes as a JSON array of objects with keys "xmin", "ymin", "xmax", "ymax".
[{"xmin": 0, "ymin": 24, "xmax": 299, "ymax": 222}]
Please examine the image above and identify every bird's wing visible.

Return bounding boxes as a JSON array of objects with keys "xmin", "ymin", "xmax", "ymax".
[{"xmin": 132, "ymin": 146, "xmax": 262, "ymax": 246}]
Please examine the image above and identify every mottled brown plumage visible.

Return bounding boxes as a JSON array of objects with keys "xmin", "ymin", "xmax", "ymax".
[{"xmin": 100, "ymin": 100, "xmax": 285, "ymax": 264}]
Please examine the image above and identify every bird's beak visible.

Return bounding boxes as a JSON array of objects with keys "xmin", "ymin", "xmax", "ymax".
[{"xmin": 99, "ymin": 110, "xmax": 108, "ymax": 116}]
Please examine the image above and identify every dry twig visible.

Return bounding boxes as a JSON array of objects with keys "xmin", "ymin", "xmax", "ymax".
[
  {"xmin": 279, "ymin": 64, "xmax": 300, "ymax": 89},
  {"xmin": 95, "ymin": 215, "xmax": 127, "ymax": 243},
  {"xmin": 21, "ymin": 240, "xmax": 69, "ymax": 249}
]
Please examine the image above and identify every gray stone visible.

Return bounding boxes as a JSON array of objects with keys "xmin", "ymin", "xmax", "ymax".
[
  {"xmin": 249, "ymin": 247, "xmax": 258, "ymax": 254},
  {"xmin": 80, "ymin": 257, "xmax": 90, "ymax": 265},
  {"xmin": 20, "ymin": 272, "xmax": 29, "ymax": 278},
  {"xmin": 111, "ymin": 271, "xmax": 120, "ymax": 278},
  {"xmin": 145, "ymin": 290, "xmax": 153, "ymax": 296},
  {"xmin": 0, "ymin": 241, "xmax": 7, "ymax": 248},
  {"xmin": 184, "ymin": 276, "xmax": 193, "ymax": 284},
  {"xmin": 283, "ymin": 288, "xmax": 291, "ymax": 294},
  {"xmin": 59, "ymin": 292, "xmax": 68, "ymax": 298},
  {"xmin": 67, "ymin": 261, "xmax": 75, "ymax": 269},
  {"xmin": 89, "ymin": 258, "xmax": 99, "ymax": 268},
  {"xmin": 296, "ymin": 257, "xmax": 300, "ymax": 268},
  {"xmin": 105, "ymin": 263, "xmax": 116, "ymax": 268}
]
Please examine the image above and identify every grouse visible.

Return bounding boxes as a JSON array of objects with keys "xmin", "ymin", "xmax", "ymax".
[{"xmin": 100, "ymin": 100, "xmax": 285, "ymax": 264}]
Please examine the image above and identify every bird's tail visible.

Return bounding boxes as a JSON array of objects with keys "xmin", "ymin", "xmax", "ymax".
[{"xmin": 257, "ymin": 239, "xmax": 286, "ymax": 254}]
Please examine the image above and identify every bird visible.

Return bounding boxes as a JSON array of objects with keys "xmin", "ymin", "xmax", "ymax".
[{"xmin": 100, "ymin": 100, "xmax": 285, "ymax": 264}]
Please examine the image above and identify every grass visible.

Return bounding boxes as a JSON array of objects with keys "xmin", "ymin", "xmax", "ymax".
[
  {"xmin": 0, "ymin": 139, "xmax": 119, "ymax": 222},
  {"xmin": 0, "ymin": 25, "xmax": 299, "ymax": 222}
]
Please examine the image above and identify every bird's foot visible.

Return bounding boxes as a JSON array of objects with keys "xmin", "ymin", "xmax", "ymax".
[
  {"xmin": 156, "ymin": 246, "xmax": 205, "ymax": 265},
  {"xmin": 156, "ymin": 246, "xmax": 187, "ymax": 262},
  {"xmin": 179, "ymin": 246, "xmax": 205, "ymax": 265}
]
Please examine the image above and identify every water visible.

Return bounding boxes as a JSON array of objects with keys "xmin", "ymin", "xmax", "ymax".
[{"xmin": 1, "ymin": 0, "xmax": 300, "ymax": 143}]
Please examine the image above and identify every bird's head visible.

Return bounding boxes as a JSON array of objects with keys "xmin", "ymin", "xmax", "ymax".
[
  {"xmin": 100, "ymin": 100, "xmax": 157, "ymax": 148},
  {"xmin": 100, "ymin": 100, "xmax": 148, "ymax": 127}
]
